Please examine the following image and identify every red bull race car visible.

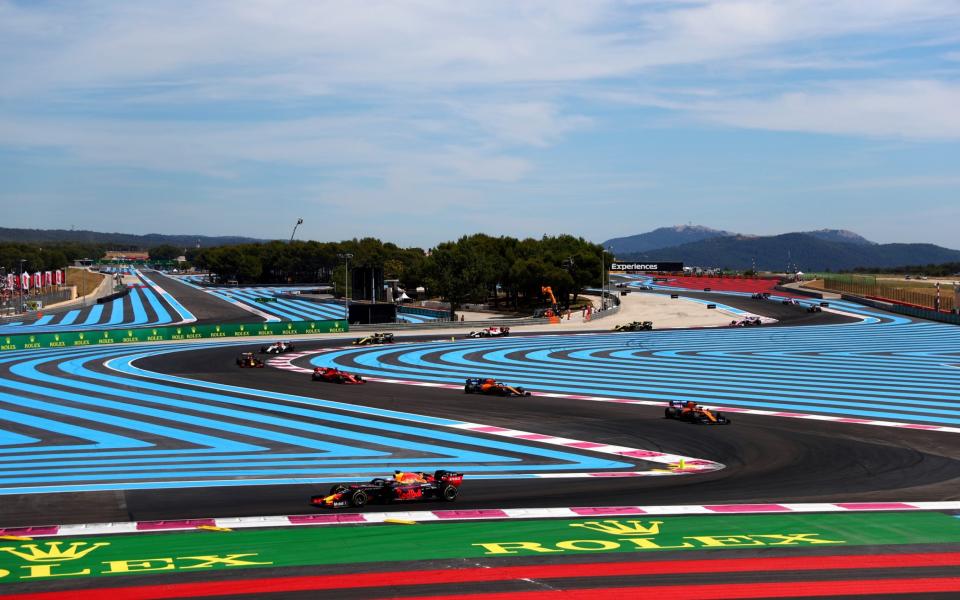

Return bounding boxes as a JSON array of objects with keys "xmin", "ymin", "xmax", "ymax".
[
  {"xmin": 312, "ymin": 367, "xmax": 365, "ymax": 384},
  {"xmin": 464, "ymin": 377, "xmax": 531, "ymax": 396},
  {"xmin": 311, "ymin": 470, "xmax": 464, "ymax": 508},
  {"xmin": 236, "ymin": 352, "xmax": 265, "ymax": 368},
  {"xmin": 664, "ymin": 400, "xmax": 731, "ymax": 425}
]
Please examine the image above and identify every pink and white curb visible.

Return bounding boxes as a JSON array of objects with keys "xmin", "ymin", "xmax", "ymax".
[
  {"xmin": 3, "ymin": 501, "xmax": 957, "ymax": 539},
  {"xmin": 271, "ymin": 351, "xmax": 960, "ymax": 435}
]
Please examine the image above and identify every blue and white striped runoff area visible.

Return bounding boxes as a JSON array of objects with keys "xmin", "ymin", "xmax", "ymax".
[
  {"xmin": 0, "ymin": 341, "xmax": 646, "ymax": 495},
  {"xmin": 307, "ymin": 300, "xmax": 960, "ymax": 430},
  {"xmin": 0, "ymin": 270, "xmax": 194, "ymax": 334},
  {"xmin": 173, "ymin": 274, "xmax": 441, "ymax": 323}
]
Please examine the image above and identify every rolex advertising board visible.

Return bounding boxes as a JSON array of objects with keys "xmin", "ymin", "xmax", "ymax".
[{"xmin": 0, "ymin": 320, "xmax": 347, "ymax": 353}]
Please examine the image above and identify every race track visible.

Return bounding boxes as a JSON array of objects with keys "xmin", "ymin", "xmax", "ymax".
[{"xmin": 1, "ymin": 295, "xmax": 957, "ymax": 529}]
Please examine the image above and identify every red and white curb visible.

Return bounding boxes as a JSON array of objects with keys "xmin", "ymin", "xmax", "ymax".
[
  {"xmin": 2, "ymin": 501, "xmax": 957, "ymax": 539},
  {"xmin": 271, "ymin": 351, "xmax": 960, "ymax": 435}
]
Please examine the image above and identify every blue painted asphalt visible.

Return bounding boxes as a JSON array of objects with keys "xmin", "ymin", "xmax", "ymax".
[
  {"xmin": 307, "ymin": 304, "xmax": 960, "ymax": 427},
  {"xmin": 0, "ymin": 270, "xmax": 191, "ymax": 334},
  {"xmin": 0, "ymin": 341, "xmax": 629, "ymax": 494}
]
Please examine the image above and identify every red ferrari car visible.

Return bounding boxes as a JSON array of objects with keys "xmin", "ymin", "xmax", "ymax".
[{"xmin": 312, "ymin": 367, "xmax": 365, "ymax": 384}]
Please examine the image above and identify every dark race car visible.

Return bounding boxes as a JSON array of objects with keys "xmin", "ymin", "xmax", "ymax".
[
  {"xmin": 614, "ymin": 321, "xmax": 653, "ymax": 332},
  {"xmin": 464, "ymin": 377, "xmax": 531, "ymax": 397},
  {"xmin": 312, "ymin": 367, "xmax": 365, "ymax": 384},
  {"xmin": 236, "ymin": 352, "xmax": 265, "ymax": 368},
  {"xmin": 664, "ymin": 400, "xmax": 731, "ymax": 425},
  {"xmin": 751, "ymin": 292, "xmax": 772, "ymax": 300},
  {"xmin": 466, "ymin": 326, "xmax": 510, "ymax": 338},
  {"xmin": 311, "ymin": 470, "xmax": 464, "ymax": 508},
  {"xmin": 260, "ymin": 341, "xmax": 295, "ymax": 354},
  {"xmin": 806, "ymin": 305, "xmax": 823, "ymax": 313},
  {"xmin": 353, "ymin": 332, "xmax": 395, "ymax": 345}
]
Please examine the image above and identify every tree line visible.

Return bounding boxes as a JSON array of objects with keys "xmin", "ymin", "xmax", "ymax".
[
  {"xmin": 191, "ymin": 234, "xmax": 609, "ymax": 310},
  {"xmin": 0, "ymin": 242, "xmax": 108, "ymax": 274}
]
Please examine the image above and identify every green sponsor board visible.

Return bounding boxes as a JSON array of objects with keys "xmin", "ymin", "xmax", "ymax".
[
  {"xmin": 0, "ymin": 320, "xmax": 347, "ymax": 353},
  {"xmin": 0, "ymin": 512, "xmax": 958, "ymax": 583}
]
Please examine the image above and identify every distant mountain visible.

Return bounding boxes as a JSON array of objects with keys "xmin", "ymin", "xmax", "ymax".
[
  {"xmin": 619, "ymin": 233, "xmax": 960, "ymax": 271},
  {"xmin": 801, "ymin": 229, "xmax": 874, "ymax": 246},
  {"xmin": 0, "ymin": 227, "xmax": 266, "ymax": 249},
  {"xmin": 604, "ymin": 225, "xmax": 735, "ymax": 255}
]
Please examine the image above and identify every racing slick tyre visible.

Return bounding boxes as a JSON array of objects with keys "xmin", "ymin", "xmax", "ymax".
[
  {"xmin": 440, "ymin": 484, "xmax": 459, "ymax": 502},
  {"xmin": 349, "ymin": 489, "xmax": 369, "ymax": 507},
  {"xmin": 664, "ymin": 407, "xmax": 679, "ymax": 419}
]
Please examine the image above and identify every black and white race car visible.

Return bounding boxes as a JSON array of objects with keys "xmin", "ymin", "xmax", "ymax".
[
  {"xmin": 260, "ymin": 341, "xmax": 295, "ymax": 354},
  {"xmin": 466, "ymin": 326, "xmax": 510, "ymax": 338}
]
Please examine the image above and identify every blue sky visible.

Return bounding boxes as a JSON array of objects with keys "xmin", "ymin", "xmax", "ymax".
[{"xmin": 1, "ymin": 1, "xmax": 959, "ymax": 248}]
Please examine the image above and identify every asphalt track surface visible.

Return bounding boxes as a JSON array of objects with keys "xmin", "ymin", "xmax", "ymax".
[
  {"xmin": 1, "ymin": 295, "xmax": 957, "ymax": 529},
  {"xmin": 147, "ymin": 271, "xmax": 257, "ymax": 325},
  {"xmin": 2, "ymin": 293, "xmax": 960, "ymax": 599},
  {"xmin": 167, "ymin": 274, "xmax": 355, "ymax": 322},
  {"xmin": 0, "ymin": 270, "xmax": 194, "ymax": 334}
]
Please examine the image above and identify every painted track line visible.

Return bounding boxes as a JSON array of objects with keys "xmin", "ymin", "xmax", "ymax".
[
  {"xmin": 3, "ymin": 501, "xmax": 958, "ymax": 538},
  {"xmin": 271, "ymin": 350, "xmax": 960, "ymax": 435}
]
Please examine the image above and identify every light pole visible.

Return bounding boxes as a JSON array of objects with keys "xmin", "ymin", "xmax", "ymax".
[{"xmin": 337, "ymin": 253, "xmax": 353, "ymax": 322}]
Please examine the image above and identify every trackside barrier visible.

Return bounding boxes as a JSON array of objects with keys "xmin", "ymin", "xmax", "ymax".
[
  {"xmin": 841, "ymin": 295, "xmax": 960, "ymax": 326},
  {"xmin": 398, "ymin": 305, "xmax": 450, "ymax": 319},
  {"xmin": 0, "ymin": 319, "xmax": 348, "ymax": 353}
]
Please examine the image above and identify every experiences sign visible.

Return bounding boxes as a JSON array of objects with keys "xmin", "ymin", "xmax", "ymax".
[
  {"xmin": 611, "ymin": 262, "xmax": 683, "ymax": 272},
  {"xmin": 0, "ymin": 320, "xmax": 347, "ymax": 353}
]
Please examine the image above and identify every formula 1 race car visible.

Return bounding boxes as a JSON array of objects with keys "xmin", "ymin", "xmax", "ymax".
[
  {"xmin": 729, "ymin": 316, "xmax": 762, "ymax": 327},
  {"xmin": 664, "ymin": 400, "xmax": 731, "ymax": 425},
  {"xmin": 614, "ymin": 321, "xmax": 653, "ymax": 332},
  {"xmin": 312, "ymin": 367, "xmax": 365, "ymax": 384},
  {"xmin": 751, "ymin": 292, "xmax": 772, "ymax": 300},
  {"xmin": 260, "ymin": 341, "xmax": 295, "ymax": 354},
  {"xmin": 353, "ymin": 332, "xmax": 395, "ymax": 345},
  {"xmin": 310, "ymin": 470, "xmax": 464, "ymax": 508},
  {"xmin": 806, "ymin": 305, "xmax": 823, "ymax": 313},
  {"xmin": 236, "ymin": 352, "xmax": 265, "ymax": 368},
  {"xmin": 782, "ymin": 298, "xmax": 801, "ymax": 306},
  {"xmin": 464, "ymin": 377, "xmax": 531, "ymax": 397},
  {"xmin": 466, "ymin": 326, "xmax": 510, "ymax": 338},
  {"xmin": 254, "ymin": 297, "xmax": 278, "ymax": 304}
]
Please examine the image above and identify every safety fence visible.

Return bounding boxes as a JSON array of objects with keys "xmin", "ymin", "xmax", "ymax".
[
  {"xmin": 397, "ymin": 305, "xmax": 451, "ymax": 319},
  {"xmin": 0, "ymin": 319, "xmax": 347, "ymax": 353},
  {"xmin": 814, "ymin": 276, "xmax": 957, "ymax": 312}
]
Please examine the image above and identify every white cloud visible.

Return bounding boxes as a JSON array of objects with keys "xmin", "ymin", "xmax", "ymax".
[{"xmin": 696, "ymin": 80, "xmax": 960, "ymax": 140}]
